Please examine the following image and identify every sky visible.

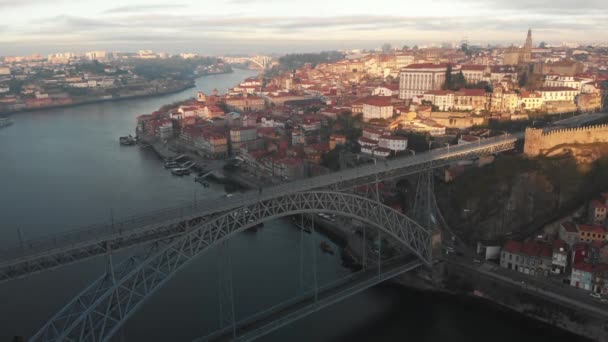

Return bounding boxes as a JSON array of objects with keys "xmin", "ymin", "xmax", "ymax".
[{"xmin": 1, "ymin": 0, "xmax": 607, "ymax": 56}]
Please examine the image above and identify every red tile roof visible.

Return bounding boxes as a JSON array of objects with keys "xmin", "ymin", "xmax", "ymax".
[
  {"xmin": 404, "ymin": 63, "xmax": 453, "ymax": 69},
  {"xmin": 362, "ymin": 96, "xmax": 393, "ymax": 107},
  {"xmin": 573, "ymin": 262, "xmax": 608, "ymax": 273},
  {"xmin": 579, "ymin": 224, "xmax": 607, "ymax": 234},
  {"xmin": 561, "ymin": 222, "xmax": 577, "ymax": 234},
  {"xmin": 457, "ymin": 89, "xmax": 486, "ymax": 97},
  {"xmin": 461, "ymin": 65, "xmax": 487, "ymax": 71},
  {"xmin": 590, "ymin": 199, "xmax": 607, "ymax": 209}
]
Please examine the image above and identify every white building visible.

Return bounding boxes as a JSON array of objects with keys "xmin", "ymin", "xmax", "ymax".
[
  {"xmin": 538, "ymin": 87, "xmax": 580, "ymax": 102},
  {"xmin": 378, "ymin": 135, "xmax": 408, "ymax": 151},
  {"xmin": 422, "ymin": 90, "xmax": 454, "ymax": 111},
  {"xmin": 544, "ymin": 75, "xmax": 588, "ymax": 92},
  {"xmin": 520, "ymin": 91, "xmax": 544, "ymax": 110},
  {"xmin": 372, "ymin": 85, "xmax": 399, "ymax": 97},
  {"xmin": 159, "ymin": 123, "xmax": 173, "ymax": 140},
  {"xmin": 460, "ymin": 65, "xmax": 487, "ymax": 84},
  {"xmin": 361, "ymin": 97, "xmax": 394, "ymax": 121},
  {"xmin": 399, "ymin": 63, "xmax": 461, "ymax": 99}
]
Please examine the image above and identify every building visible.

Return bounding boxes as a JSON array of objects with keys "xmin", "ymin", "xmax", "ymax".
[
  {"xmin": 329, "ymin": 134, "xmax": 346, "ymax": 150},
  {"xmin": 500, "ymin": 240, "xmax": 553, "ymax": 276},
  {"xmin": 501, "ymin": 29, "xmax": 532, "ymax": 65},
  {"xmin": 372, "ymin": 84, "xmax": 400, "ymax": 96},
  {"xmin": 538, "ymin": 87, "xmax": 580, "ymax": 103},
  {"xmin": 577, "ymin": 93, "xmax": 603, "ymax": 111},
  {"xmin": 558, "ymin": 221, "xmax": 580, "ymax": 247},
  {"xmin": 578, "ymin": 224, "xmax": 608, "ymax": 243},
  {"xmin": 453, "ymin": 89, "xmax": 487, "ymax": 111},
  {"xmin": 361, "ymin": 96, "xmax": 394, "ymax": 121},
  {"xmin": 460, "ymin": 65, "xmax": 487, "ymax": 84},
  {"xmin": 399, "ymin": 63, "xmax": 461, "ymax": 99},
  {"xmin": 422, "ymin": 90, "xmax": 454, "ymax": 111},
  {"xmin": 551, "ymin": 240, "xmax": 568, "ymax": 275},
  {"xmin": 224, "ymin": 95, "xmax": 265, "ymax": 111},
  {"xmin": 159, "ymin": 123, "xmax": 173, "ymax": 140},
  {"xmin": 230, "ymin": 126, "xmax": 258, "ymax": 145},
  {"xmin": 377, "ymin": 135, "xmax": 408, "ymax": 152},
  {"xmin": 520, "ymin": 91, "xmax": 544, "ymax": 110},
  {"xmin": 589, "ymin": 200, "xmax": 608, "ymax": 224},
  {"xmin": 571, "ymin": 262, "xmax": 608, "ymax": 293}
]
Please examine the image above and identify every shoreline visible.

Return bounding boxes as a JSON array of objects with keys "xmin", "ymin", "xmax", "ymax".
[{"xmin": 1, "ymin": 70, "xmax": 233, "ymax": 116}]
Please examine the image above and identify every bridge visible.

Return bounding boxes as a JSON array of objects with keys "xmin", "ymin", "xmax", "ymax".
[
  {"xmin": 2, "ymin": 133, "xmax": 518, "ymax": 341},
  {"xmin": 221, "ymin": 56, "xmax": 272, "ymax": 70}
]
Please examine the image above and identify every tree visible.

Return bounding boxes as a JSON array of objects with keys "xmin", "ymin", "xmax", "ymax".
[
  {"xmin": 443, "ymin": 64, "xmax": 453, "ymax": 90},
  {"xmin": 381, "ymin": 43, "xmax": 392, "ymax": 53},
  {"xmin": 412, "ymin": 45, "xmax": 419, "ymax": 50},
  {"xmin": 402, "ymin": 45, "xmax": 410, "ymax": 50},
  {"xmin": 538, "ymin": 41, "xmax": 547, "ymax": 48},
  {"xmin": 519, "ymin": 72, "xmax": 528, "ymax": 88}
]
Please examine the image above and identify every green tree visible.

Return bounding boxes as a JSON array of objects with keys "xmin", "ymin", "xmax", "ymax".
[
  {"xmin": 402, "ymin": 45, "xmax": 410, "ymax": 50},
  {"xmin": 519, "ymin": 72, "xmax": 529, "ymax": 88},
  {"xmin": 412, "ymin": 45, "xmax": 419, "ymax": 50},
  {"xmin": 382, "ymin": 43, "xmax": 392, "ymax": 53},
  {"xmin": 443, "ymin": 64, "xmax": 453, "ymax": 90},
  {"xmin": 452, "ymin": 71, "xmax": 466, "ymax": 90},
  {"xmin": 538, "ymin": 41, "xmax": 547, "ymax": 48}
]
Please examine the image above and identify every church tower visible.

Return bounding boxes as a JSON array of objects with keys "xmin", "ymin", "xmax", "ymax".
[{"xmin": 520, "ymin": 28, "xmax": 532, "ymax": 63}]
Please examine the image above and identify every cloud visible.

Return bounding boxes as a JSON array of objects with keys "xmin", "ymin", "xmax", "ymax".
[
  {"xmin": 103, "ymin": 4, "xmax": 187, "ymax": 14},
  {"xmin": 4, "ymin": 11, "xmax": 608, "ymax": 54},
  {"xmin": 465, "ymin": 0, "xmax": 608, "ymax": 15}
]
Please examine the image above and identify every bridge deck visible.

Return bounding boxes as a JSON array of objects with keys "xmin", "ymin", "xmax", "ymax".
[
  {"xmin": 0, "ymin": 134, "xmax": 517, "ymax": 281},
  {"xmin": 198, "ymin": 258, "xmax": 423, "ymax": 342}
]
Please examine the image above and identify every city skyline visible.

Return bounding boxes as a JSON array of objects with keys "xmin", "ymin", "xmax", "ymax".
[{"xmin": 1, "ymin": 0, "xmax": 608, "ymax": 55}]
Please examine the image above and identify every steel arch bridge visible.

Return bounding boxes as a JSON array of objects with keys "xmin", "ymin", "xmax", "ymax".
[
  {"xmin": 222, "ymin": 56, "xmax": 272, "ymax": 69},
  {"xmin": 30, "ymin": 191, "xmax": 432, "ymax": 342}
]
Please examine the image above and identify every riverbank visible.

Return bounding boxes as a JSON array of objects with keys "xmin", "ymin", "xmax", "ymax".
[
  {"xmin": 0, "ymin": 70, "xmax": 236, "ymax": 116},
  {"xmin": 1, "ymin": 82, "xmax": 194, "ymax": 116}
]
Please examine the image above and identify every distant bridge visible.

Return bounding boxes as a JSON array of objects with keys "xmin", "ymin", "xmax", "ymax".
[{"xmin": 221, "ymin": 56, "xmax": 272, "ymax": 69}]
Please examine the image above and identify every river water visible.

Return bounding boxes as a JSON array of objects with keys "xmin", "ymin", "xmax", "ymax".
[{"xmin": 0, "ymin": 69, "xmax": 586, "ymax": 341}]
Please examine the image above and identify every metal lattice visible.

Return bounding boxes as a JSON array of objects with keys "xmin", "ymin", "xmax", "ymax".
[{"xmin": 30, "ymin": 191, "xmax": 432, "ymax": 342}]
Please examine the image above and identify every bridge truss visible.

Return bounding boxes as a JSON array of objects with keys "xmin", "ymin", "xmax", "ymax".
[{"xmin": 30, "ymin": 191, "xmax": 431, "ymax": 342}]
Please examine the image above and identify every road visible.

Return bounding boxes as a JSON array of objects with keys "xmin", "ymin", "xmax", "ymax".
[{"xmin": 444, "ymin": 255, "xmax": 608, "ymax": 318}]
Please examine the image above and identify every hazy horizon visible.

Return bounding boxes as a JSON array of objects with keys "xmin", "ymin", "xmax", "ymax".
[{"xmin": 1, "ymin": 0, "xmax": 607, "ymax": 56}]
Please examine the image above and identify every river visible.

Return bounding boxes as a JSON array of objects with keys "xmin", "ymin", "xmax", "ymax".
[{"xmin": 0, "ymin": 68, "xmax": 587, "ymax": 341}]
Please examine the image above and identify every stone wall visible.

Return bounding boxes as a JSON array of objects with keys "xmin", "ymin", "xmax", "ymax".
[{"xmin": 524, "ymin": 125, "xmax": 608, "ymax": 157}]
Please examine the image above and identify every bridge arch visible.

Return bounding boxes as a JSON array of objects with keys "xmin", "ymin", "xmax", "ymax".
[{"xmin": 31, "ymin": 191, "xmax": 432, "ymax": 342}]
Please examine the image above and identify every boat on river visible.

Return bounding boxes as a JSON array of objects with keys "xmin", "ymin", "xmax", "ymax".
[
  {"xmin": 320, "ymin": 241, "xmax": 334, "ymax": 255},
  {"xmin": 171, "ymin": 168, "xmax": 191, "ymax": 176},
  {"xmin": 119, "ymin": 135, "xmax": 136, "ymax": 146}
]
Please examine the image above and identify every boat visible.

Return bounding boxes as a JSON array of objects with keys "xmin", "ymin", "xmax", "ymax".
[
  {"xmin": 0, "ymin": 117, "xmax": 13, "ymax": 128},
  {"xmin": 164, "ymin": 161, "xmax": 179, "ymax": 169},
  {"xmin": 171, "ymin": 168, "xmax": 190, "ymax": 176},
  {"xmin": 320, "ymin": 241, "xmax": 334, "ymax": 255},
  {"xmin": 119, "ymin": 135, "xmax": 136, "ymax": 146}
]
